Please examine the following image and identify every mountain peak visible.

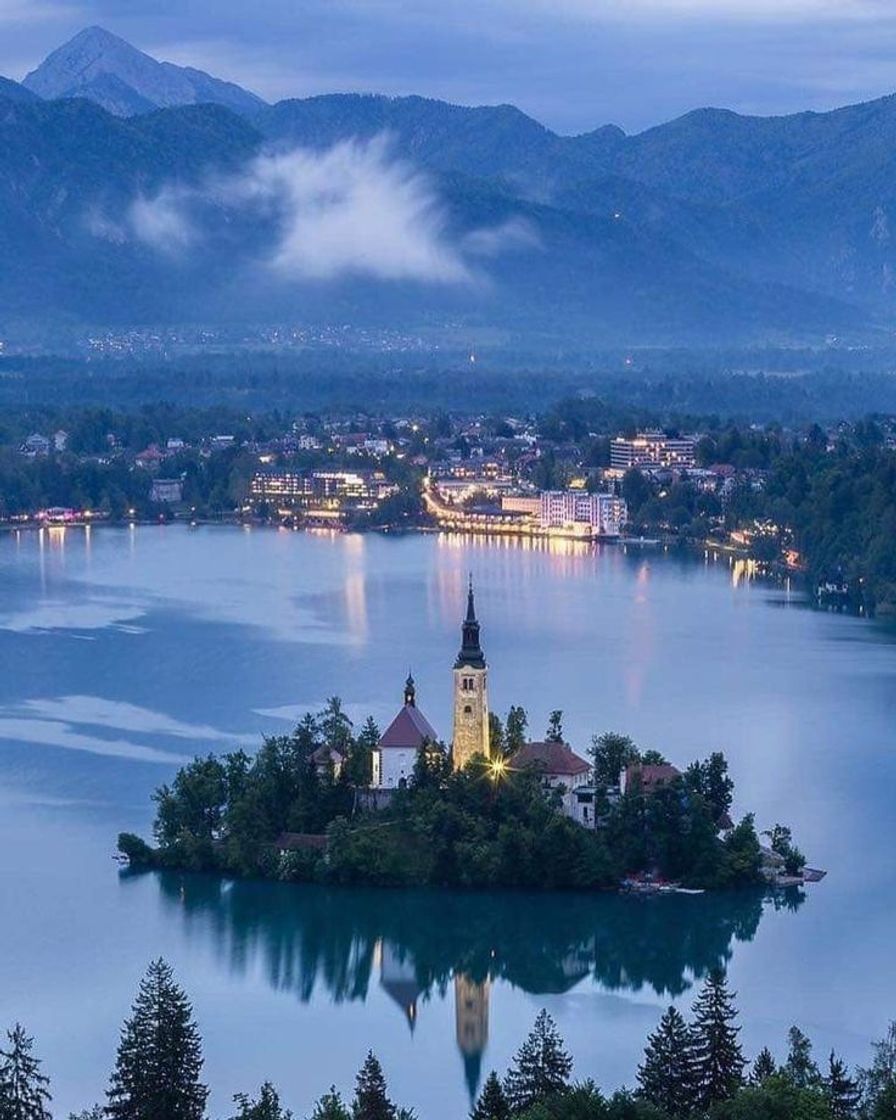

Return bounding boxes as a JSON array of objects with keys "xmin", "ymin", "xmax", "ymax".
[{"xmin": 23, "ymin": 26, "xmax": 266, "ymax": 117}]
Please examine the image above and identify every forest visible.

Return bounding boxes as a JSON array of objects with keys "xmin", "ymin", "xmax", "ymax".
[{"xmin": 2, "ymin": 958, "xmax": 893, "ymax": 1120}]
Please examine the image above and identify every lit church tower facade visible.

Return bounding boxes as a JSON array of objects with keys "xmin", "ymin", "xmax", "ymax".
[{"xmin": 452, "ymin": 578, "xmax": 490, "ymax": 770}]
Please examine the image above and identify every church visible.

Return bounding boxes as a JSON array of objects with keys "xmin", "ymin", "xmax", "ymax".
[{"xmin": 370, "ymin": 578, "xmax": 490, "ymax": 788}]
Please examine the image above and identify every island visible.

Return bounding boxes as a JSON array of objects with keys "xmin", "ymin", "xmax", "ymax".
[{"xmin": 120, "ymin": 584, "xmax": 812, "ymax": 893}]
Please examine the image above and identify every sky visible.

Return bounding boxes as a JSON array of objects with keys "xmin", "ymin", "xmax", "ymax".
[{"xmin": 3, "ymin": 0, "xmax": 896, "ymax": 133}]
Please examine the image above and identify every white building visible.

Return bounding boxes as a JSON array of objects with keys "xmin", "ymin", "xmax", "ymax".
[
  {"xmin": 512, "ymin": 741, "xmax": 594, "ymax": 823},
  {"xmin": 538, "ymin": 491, "xmax": 627, "ymax": 537},
  {"xmin": 610, "ymin": 432, "xmax": 696, "ymax": 472},
  {"xmin": 150, "ymin": 478, "xmax": 183, "ymax": 504},
  {"xmin": 372, "ymin": 675, "xmax": 440, "ymax": 789}
]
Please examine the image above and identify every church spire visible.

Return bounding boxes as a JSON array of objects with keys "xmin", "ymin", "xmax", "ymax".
[
  {"xmin": 455, "ymin": 574, "xmax": 486, "ymax": 670},
  {"xmin": 404, "ymin": 671, "xmax": 416, "ymax": 707}
]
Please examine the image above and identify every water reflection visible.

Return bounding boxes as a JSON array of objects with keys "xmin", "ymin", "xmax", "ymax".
[{"xmin": 125, "ymin": 873, "xmax": 803, "ymax": 1097}]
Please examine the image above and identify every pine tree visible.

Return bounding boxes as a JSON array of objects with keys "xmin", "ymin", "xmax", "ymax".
[
  {"xmin": 0, "ymin": 1024, "xmax": 52, "ymax": 1120},
  {"xmin": 352, "ymin": 1053, "xmax": 395, "ymax": 1120},
  {"xmin": 471, "ymin": 1072, "xmax": 510, "ymax": 1120},
  {"xmin": 750, "ymin": 1047, "xmax": 777, "ymax": 1085},
  {"xmin": 505, "ymin": 707, "xmax": 528, "ymax": 753},
  {"xmin": 826, "ymin": 1052, "xmax": 860, "ymax": 1120},
  {"xmin": 636, "ymin": 1005, "xmax": 696, "ymax": 1117},
  {"xmin": 784, "ymin": 1026, "xmax": 820, "ymax": 1090},
  {"xmin": 503, "ymin": 1009, "xmax": 572, "ymax": 1113},
  {"xmin": 231, "ymin": 1082, "xmax": 292, "ymax": 1120},
  {"xmin": 310, "ymin": 1089, "xmax": 351, "ymax": 1120},
  {"xmin": 106, "ymin": 958, "xmax": 207, "ymax": 1120},
  {"xmin": 690, "ymin": 970, "xmax": 745, "ymax": 1109},
  {"xmin": 859, "ymin": 1020, "xmax": 896, "ymax": 1118},
  {"xmin": 545, "ymin": 712, "xmax": 564, "ymax": 744}
]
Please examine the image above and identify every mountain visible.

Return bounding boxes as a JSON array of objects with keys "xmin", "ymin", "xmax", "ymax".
[
  {"xmin": 7, "ymin": 31, "xmax": 896, "ymax": 346},
  {"xmin": 0, "ymin": 89, "xmax": 857, "ymax": 346},
  {"xmin": 0, "ymin": 76, "xmax": 39, "ymax": 103},
  {"xmin": 22, "ymin": 26, "xmax": 266, "ymax": 116}
]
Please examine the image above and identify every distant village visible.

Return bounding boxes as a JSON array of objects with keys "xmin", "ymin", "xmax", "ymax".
[{"xmin": 3, "ymin": 410, "xmax": 797, "ymax": 555}]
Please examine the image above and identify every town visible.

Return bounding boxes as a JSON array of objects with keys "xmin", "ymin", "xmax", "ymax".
[{"xmin": 3, "ymin": 402, "xmax": 896, "ymax": 611}]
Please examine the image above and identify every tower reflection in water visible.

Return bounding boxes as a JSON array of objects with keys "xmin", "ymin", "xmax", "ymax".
[{"xmin": 135, "ymin": 873, "xmax": 804, "ymax": 1099}]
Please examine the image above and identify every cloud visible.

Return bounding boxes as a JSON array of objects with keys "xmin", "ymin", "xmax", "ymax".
[
  {"xmin": 0, "ymin": 717, "xmax": 186, "ymax": 764},
  {"xmin": 19, "ymin": 696, "xmax": 249, "ymax": 744},
  {"xmin": 462, "ymin": 217, "xmax": 539, "ymax": 258},
  {"xmin": 99, "ymin": 135, "xmax": 529, "ymax": 284},
  {"xmin": 129, "ymin": 186, "xmax": 197, "ymax": 254},
  {"xmin": 234, "ymin": 137, "xmax": 472, "ymax": 283}
]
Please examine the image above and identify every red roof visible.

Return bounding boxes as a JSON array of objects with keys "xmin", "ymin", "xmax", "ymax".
[
  {"xmin": 378, "ymin": 704, "xmax": 438, "ymax": 750},
  {"xmin": 625, "ymin": 763, "xmax": 681, "ymax": 793},
  {"xmin": 513, "ymin": 741, "xmax": 591, "ymax": 777}
]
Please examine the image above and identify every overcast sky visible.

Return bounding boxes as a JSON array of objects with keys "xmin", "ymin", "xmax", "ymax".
[{"xmin": 3, "ymin": 0, "xmax": 896, "ymax": 133}]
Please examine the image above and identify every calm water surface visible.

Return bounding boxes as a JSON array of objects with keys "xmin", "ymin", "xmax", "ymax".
[{"xmin": 0, "ymin": 526, "xmax": 893, "ymax": 1117}]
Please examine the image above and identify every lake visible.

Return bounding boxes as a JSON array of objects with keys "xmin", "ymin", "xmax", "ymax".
[{"xmin": 0, "ymin": 525, "xmax": 893, "ymax": 1118}]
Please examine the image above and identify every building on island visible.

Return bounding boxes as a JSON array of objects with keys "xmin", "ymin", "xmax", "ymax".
[
  {"xmin": 621, "ymin": 762, "xmax": 681, "ymax": 796},
  {"xmin": 452, "ymin": 578, "xmax": 490, "ymax": 771},
  {"xmin": 372, "ymin": 674, "xmax": 439, "ymax": 789},
  {"xmin": 310, "ymin": 744, "xmax": 346, "ymax": 780},
  {"xmin": 512, "ymin": 740, "xmax": 594, "ymax": 823}
]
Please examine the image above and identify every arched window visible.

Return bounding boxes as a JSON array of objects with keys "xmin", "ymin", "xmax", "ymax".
[{"xmin": 464, "ymin": 704, "xmax": 472, "ymax": 714}]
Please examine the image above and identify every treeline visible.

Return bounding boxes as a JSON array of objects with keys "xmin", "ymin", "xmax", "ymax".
[
  {"xmin": 621, "ymin": 420, "xmax": 896, "ymax": 613},
  {"xmin": 120, "ymin": 700, "xmax": 774, "ymax": 892},
  {"xmin": 3, "ymin": 958, "xmax": 893, "ymax": 1120}
]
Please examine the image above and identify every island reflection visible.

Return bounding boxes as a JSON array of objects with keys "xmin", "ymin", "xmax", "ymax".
[{"xmin": 124, "ymin": 872, "xmax": 803, "ymax": 1096}]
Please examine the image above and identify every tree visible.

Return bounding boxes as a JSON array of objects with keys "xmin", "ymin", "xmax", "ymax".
[
  {"xmin": 750, "ymin": 1048, "xmax": 777, "ymax": 1085},
  {"xmin": 503, "ymin": 1009, "xmax": 572, "ymax": 1112},
  {"xmin": 411, "ymin": 740, "xmax": 448, "ymax": 790},
  {"xmin": 231, "ymin": 1083, "xmax": 292, "ymax": 1120},
  {"xmin": 0, "ymin": 1024, "xmax": 51, "ymax": 1120},
  {"xmin": 352, "ymin": 1053, "xmax": 395, "ymax": 1120},
  {"xmin": 545, "ymin": 712, "xmax": 564, "ymax": 744},
  {"xmin": 488, "ymin": 714, "xmax": 505, "ymax": 758},
  {"xmin": 720, "ymin": 815, "xmax": 762, "ymax": 885},
  {"xmin": 347, "ymin": 718, "xmax": 380, "ymax": 787},
  {"xmin": 784, "ymin": 1027, "xmax": 820, "ymax": 1090},
  {"xmin": 825, "ymin": 1052, "xmax": 859, "ymax": 1120},
  {"xmin": 591, "ymin": 732, "xmax": 638, "ymax": 789},
  {"xmin": 691, "ymin": 971, "xmax": 745, "ymax": 1108},
  {"xmin": 859, "ymin": 1022, "xmax": 896, "ymax": 1119},
  {"xmin": 764, "ymin": 825, "xmax": 806, "ymax": 878},
  {"xmin": 505, "ymin": 708, "xmax": 528, "ymax": 753},
  {"xmin": 471, "ymin": 1073, "xmax": 510, "ymax": 1120},
  {"xmin": 636, "ymin": 1005, "xmax": 696, "ymax": 1117},
  {"xmin": 107, "ymin": 958, "xmax": 208, "ymax": 1120},
  {"xmin": 310, "ymin": 1090, "xmax": 350, "ymax": 1120},
  {"xmin": 320, "ymin": 698, "xmax": 353, "ymax": 753}
]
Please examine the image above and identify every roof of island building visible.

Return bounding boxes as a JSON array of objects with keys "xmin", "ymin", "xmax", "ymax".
[
  {"xmin": 378, "ymin": 673, "xmax": 439, "ymax": 750},
  {"xmin": 454, "ymin": 576, "xmax": 486, "ymax": 670},
  {"xmin": 513, "ymin": 741, "xmax": 592, "ymax": 777},
  {"xmin": 623, "ymin": 762, "xmax": 681, "ymax": 794}
]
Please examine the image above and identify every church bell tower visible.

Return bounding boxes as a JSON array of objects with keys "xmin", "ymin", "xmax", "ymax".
[{"xmin": 452, "ymin": 577, "xmax": 490, "ymax": 771}]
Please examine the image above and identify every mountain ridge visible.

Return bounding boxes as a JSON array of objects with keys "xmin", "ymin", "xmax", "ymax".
[
  {"xmin": 7, "ymin": 28, "xmax": 896, "ymax": 345},
  {"xmin": 22, "ymin": 26, "xmax": 266, "ymax": 117}
]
